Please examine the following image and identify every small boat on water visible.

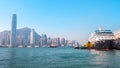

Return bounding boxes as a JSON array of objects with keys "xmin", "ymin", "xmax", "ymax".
[
  {"xmin": 74, "ymin": 46, "xmax": 80, "ymax": 49},
  {"xmin": 48, "ymin": 46, "xmax": 57, "ymax": 48},
  {"xmin": 74, "ymin": 45, "xmax": 80, "ymax": 49},
  {"xmin": 34, "ymin": 45, "xmax": 39, "ymax": 48},
  {"xmin": 18, "ymin": 45, "xmax": 23, "ymax": 48},
  {"xmin": 48, "ymin": 44, "xmax": 57, "ymax": 48},
  {"xmin": 27, "ymin": 45, "xmax": 32, "ymax": 48}
]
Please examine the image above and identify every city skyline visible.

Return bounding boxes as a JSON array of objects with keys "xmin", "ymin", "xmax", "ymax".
[{"xmin": 0, "ymin": 0, "xmax": 120, "ymax": 44}]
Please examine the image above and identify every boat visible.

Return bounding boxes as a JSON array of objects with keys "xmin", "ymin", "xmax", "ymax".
[
  {"xmin": 48, "ymin": 44, "xmax": 57, "ymax": 48},
  {"xmin": 34, "ymin": 45, "xmax": 39, "ymax": 48},
  {"xmin": 48, "ymin": 45, "xmax": 57, "ymax": 48},
  {"xmin": 89, "ymin": 28, "xmax": 115, "ymax": 50},
  {"xmin": 74, "ymin": 46, "xmax": 80, "ymax": 49},
  {"xmin": 94, "ymin": 40, "xmax": 114, "ymax": 50},
  {"xmin": 27, "ymin": 45, "xmax": 32, "ymax": 48},
  {"xmin": 18, "ymin": 45, "xmax": 23, "ymax": 48}
]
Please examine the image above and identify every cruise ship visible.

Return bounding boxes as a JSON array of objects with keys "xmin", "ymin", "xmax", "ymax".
[{"xmin": 89, "ymin": 28, "xmax": 114, "ymax": 50}]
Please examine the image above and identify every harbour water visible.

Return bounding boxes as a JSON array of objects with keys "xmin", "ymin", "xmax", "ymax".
[{"xmin": 0, "ymin": 47, "xmax": 120, "ymax": 68}]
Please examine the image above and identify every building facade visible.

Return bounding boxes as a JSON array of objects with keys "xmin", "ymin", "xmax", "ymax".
[
  {"xmin": 10, "ymin": 14, "xmax": 17, "ymax": 47},
  {"xmin": 114, "ymin": 30, "xmax": 120, "ymax": 39},
  {"xmin": 30, "ymin": 29, "xmax": 35, "ymax": 45}
]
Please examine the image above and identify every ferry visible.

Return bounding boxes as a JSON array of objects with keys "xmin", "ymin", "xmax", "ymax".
[
  {"xmin": 18, "ymin": 45, "xmax": 23, "ymax": 48},
  {"xmin": 74, "ymin": 46, "xmax": 80, "ymax": 49},
  {"xmin": 27, "ymin": 45, "xmax": 32, "ymax": 48},
  {"xmin": 48, "ymin": 44, "xmax": 57, "ymax": 48},
  {"xmin": 34, "ymin": 45, "xmax": 39, "ymax": 48},
  {"xmin": 74, "ymin": 44, "xmax": 80, "ymax": 49}
]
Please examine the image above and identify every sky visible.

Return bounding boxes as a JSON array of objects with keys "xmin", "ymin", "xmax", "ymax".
[{"xmin": 0, "ymin": 0, "xmax": 120, "ymax": 44}]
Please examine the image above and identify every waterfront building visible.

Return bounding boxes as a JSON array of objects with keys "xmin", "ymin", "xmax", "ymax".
[
  {"xmin": 10, "ymin": 14, "xmax": 17, "ymax": 47},
  {"xmin": 89, "ymin": 28, "xmax": 114, "ymax": 44},
  {"xmin": 34, "ymin": 32, "xmax": 40, "ymax": 45},
  {"xmin": 114, "ymin": 30, "xmax": 120, "ymax": 39},
  {"xmin": 57, "ymin": 38, "xmax": 61, "ymax": 46},
  {"xmin": 41, "ymin": 34, "xmax": 47, "ymax": 46},
  {"xmin": 47, "ymin": 37, "xmax": 52, "ymax": 46},
  {"xmin": 30, "ymin": 29, "xmax": 35, "ymax": 45},
  {"xmin": 66, "ymin": 40, "xmax": 73, "ymax": 46},
  {"xmin": 0, "ymin": 31, "xmax": 10, "ymax": 46},
  {"xmin": 15, "ymin": 27, "xmax": 32, "ymax": 47},
  {"xmin": 51, "ymin": 38, "xmax": 58, "ymax": 47},
  {"xmin": 16, "ymin": 35, "xmax": 24, "ymax": 45},
  {"xmin": 39, "ymin": 38, "xmax": 43, "ymax": 47},
  {"xmin": 61, "ymin": 38, "xmax": 66, "ymax": 46},
  {"xmin": 51, "ymin": 38, "xmax": 61, "ymax": 47}
]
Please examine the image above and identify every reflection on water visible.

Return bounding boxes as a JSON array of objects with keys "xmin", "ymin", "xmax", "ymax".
[
  {"xmin": 0, "ymin": 48, "xmax": 120, "ymax": 68},
  {"xmin": 89, "ymin": 50, "xmax": 120, "ymax": 68}
]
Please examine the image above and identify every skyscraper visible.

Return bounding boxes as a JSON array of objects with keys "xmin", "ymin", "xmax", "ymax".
[
  {"xmin": 30, "ymin": 29, "xmax": 35, "ymax": 45},
  {"xmin": 41, "ymin": 34, "xmax": 47, "ymax": 46},
  {"xmin": 61, "ymin": 38, "xmax": 66, "ymax": 46},
  {"xmin": 10, "ymin": 14, "xmax": 17, "ymax": 47}
]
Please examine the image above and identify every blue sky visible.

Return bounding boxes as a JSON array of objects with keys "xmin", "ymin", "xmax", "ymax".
[{"xmin": 0, "ymin": 0, "xmax": 120, "ymax": 44}]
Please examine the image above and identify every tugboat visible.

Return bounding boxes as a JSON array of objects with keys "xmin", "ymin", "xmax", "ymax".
[{"xmin": 84, "ymin": 41, "xmax": 93, "ymax": 49}]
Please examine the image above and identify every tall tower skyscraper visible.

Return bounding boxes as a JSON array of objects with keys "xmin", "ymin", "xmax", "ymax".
[
  {"xmin": 10, "ymin": 14, "xmax": 17, "ymax": 47},
  {"xmin": 30, "ymin": 29, "xmax": 35, "ymax": 45}
]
